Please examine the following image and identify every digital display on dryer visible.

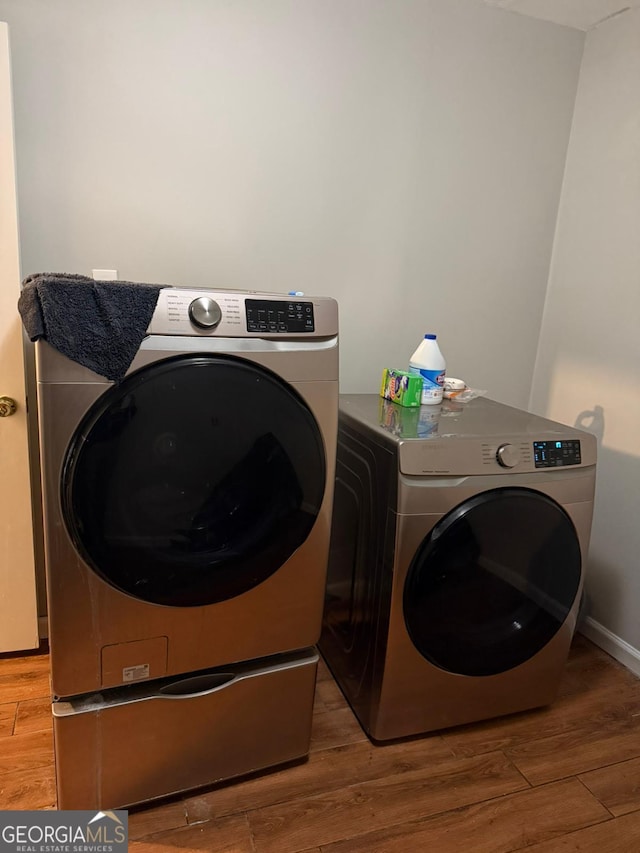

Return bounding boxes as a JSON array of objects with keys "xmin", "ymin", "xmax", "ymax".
[
  {"xmin": 533, "ymin": 439, "xmax": 581, "ymax": 468},
  {"xmin": 246, "ymin": 299, "xmax": 314, "ymax": 333}
]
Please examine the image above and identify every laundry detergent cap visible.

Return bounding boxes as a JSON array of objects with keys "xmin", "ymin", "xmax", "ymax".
[{"xmin": 424, "ymin": 334, "xmax": 437, "ymax": 339}]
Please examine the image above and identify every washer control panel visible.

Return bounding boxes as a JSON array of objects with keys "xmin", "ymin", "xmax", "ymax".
[
  {"xmin": 533, "ymin": 439, "xmax": 582, "ymax": 468},
  {"xmin": 146, "ymin": 288, "xmax": 336, "ymax": 337},
  {"xmin": 246, "ymin": 298, "xmax": 314, "ymax": 333}
]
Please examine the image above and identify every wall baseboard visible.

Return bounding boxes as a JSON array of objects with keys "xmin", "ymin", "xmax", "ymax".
[{"xmin": 579, "ymin": 616, "xmax": 640, "ymax": 678}]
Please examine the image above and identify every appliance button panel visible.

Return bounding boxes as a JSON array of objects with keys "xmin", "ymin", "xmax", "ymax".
[
  {"xmin": 533, "ymin": 439, "xmax": 582, "ymax": 468},
  {"xmin": 246, "ymin": 299, "xmax": 315, "ymax": 333}
]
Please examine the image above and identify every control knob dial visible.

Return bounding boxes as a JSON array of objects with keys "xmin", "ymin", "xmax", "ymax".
[
  {"xmin": 496, "ymin": 443, "xmax": 520, "ymax": 468},
  {"xmin": 188, "ymin": 296, "xmax": 222, "ymax": 330}
]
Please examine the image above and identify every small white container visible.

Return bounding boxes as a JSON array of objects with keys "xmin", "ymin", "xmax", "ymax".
[{"xmin": 409, "ymin": 334, "xmax": 446, "ymax": 405}]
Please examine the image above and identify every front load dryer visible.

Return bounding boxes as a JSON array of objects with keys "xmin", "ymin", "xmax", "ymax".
[
  {"xmin": 320, "ymin": 394, "xmax": 596, "ymax": 741},
  {"xmin": 35, "ymin": 286, "xmax": 338, "ymax": 807}
]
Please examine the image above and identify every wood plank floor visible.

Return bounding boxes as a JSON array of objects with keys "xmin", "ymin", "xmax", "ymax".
[{"xmin": 2, "ymin": 634, "xmax": 640, "ymax": 851}]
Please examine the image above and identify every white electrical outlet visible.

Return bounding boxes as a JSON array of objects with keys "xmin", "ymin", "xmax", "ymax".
[{"xmin": 92, "ymin": 269, "xmax": 118, "ymax": 281}]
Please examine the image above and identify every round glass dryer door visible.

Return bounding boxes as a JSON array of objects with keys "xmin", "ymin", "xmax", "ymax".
[
  {"xmin": 62, "ymin": 354, "xmax": 326, "ymax": 606},
  {"xmin": 403, "ymin": 487, "xmax": 581, "ymax": 676}
]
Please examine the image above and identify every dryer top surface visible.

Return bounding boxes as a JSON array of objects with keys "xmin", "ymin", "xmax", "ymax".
[
  {"xmin": 339, "ymin": 394, "xmax": 597, "ymax": 475},
  {"xmin": 341, "ymin": 394, "xmax": 585, "ymax": 440}
]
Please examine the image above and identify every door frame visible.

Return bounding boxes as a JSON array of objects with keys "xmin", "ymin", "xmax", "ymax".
[{"xmin": 0, "ymin": 21, "xmax": 39, "ymax": 652}]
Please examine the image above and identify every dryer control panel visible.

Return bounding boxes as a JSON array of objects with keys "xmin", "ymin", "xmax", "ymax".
[
  {"xmin": 533, "ymin": 439, "xmax": 582, "ymax": 468},
  {"xmin": 398, "ymin": 436, "xmax": 594, "ymax": 476}
]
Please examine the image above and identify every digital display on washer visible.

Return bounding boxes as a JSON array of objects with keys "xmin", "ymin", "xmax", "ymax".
[
  {"xmin": 533, "ymin": 439, "xmax": 582, "ymax": 468},
  {"xmin": 245, "ymin": 299, "xmax": 315, "ymax": 333}
]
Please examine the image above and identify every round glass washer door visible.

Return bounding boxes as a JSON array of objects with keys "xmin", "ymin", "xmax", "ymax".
[
  {"xmin": 403, "ymin": 487, "xmax": 581, "ymax": 676},
  {"xmin": 62, "ymin": 354, "xmax": 326, "ymax": 606}
]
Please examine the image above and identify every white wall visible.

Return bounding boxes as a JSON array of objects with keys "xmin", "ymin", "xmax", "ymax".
[
  {"xmin": 0, "ymin": 0, "xmax": 583, "ymax": 406},
  {"xmin": 530, "ymin": 9, "xmax": 640, "ymax": 665}
]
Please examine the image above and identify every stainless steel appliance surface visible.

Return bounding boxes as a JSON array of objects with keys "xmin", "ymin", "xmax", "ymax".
[
  {"xmin": 320, "ymin": 394, "xmax": 596, "ymax": 741},
  {"xmin": 36, "ymin": 286, "xmax": 338, "ymax": 807},
  {"xmin": 53, "ymin": 648, "xmax": 319, "ymax": 809}
]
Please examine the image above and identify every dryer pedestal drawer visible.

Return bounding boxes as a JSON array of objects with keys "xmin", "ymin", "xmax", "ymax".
[{"xmin": 53, "ymin": 649, "xmax": 318, "ymax": 810}]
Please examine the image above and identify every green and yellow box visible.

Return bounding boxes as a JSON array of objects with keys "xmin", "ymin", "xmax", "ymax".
[{"xmin": 380, "ymin": 368, "xmax": 422, "ymax": 408}]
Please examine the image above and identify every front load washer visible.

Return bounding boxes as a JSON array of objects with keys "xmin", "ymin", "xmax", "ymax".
[
  {"xmin": 35, "ymin": 286, "xmax": 338, "ymax": 807},
  {"xmin": 320, "ymin": 394, "xmax": 596, "ymax": 741}
]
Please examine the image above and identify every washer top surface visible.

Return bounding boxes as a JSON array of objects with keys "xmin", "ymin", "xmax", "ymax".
[
  {"xmin": 35, "ymin": 285, "xmax": 339, "ymax": 384},
  {"xmin": 340, "ymin": 394, "xmax": 597, "ymax": 475}
]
